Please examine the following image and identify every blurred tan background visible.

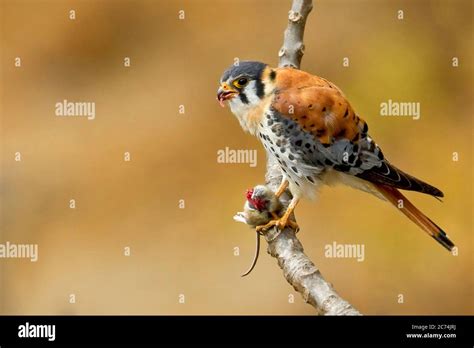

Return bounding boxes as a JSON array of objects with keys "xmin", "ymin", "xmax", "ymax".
[{"xmin": 0, "ymin": 0, "xmax": 472, "ymax": 315}]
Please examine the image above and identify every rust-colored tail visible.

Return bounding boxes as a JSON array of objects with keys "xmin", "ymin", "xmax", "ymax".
[{"xmin": 376, "ymin": 184, "xmax": 455, "ymax": 251}]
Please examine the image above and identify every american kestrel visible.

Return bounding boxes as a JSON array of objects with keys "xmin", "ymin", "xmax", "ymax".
[{"xmin": 218, "ymin": 61, "xmax": 455, "ymax": 251}]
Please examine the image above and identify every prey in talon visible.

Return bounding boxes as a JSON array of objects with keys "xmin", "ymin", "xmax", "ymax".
[
  {"xmin": 234, "ymin": 185, "xmax": 297, "ymax": 277},
  {"xmin": 234, "ymin": 184, "xmax": 299, "ymax": 231},
  {"xmin": 234, "ymin": 185, "xmax": 297, "ymax": 229}
]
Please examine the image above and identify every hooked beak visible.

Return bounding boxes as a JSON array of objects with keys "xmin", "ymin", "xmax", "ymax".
[{"xmin": 217, "ymin": 83, "xmax": 238, "ymax": 107}]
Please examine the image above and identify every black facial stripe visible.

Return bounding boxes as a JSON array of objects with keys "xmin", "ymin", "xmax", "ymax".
[
  {"xmin": 254, "ymin": 65, "xmax": 267, "ymax": 99},
  {"xmin": 256, "ymin": 78, "xmax": 265, "ymax": 99},
  {"xmin": 269, "ymin": 70, "xmax": 276, "ymax": 81},
  {"xmin": 239, "ymin": 93, "xmax": 249, "ymax": 104}
]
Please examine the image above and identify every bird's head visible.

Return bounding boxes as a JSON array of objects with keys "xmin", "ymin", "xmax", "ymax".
[{"xmin": 217, "ymin": 61, "xmax": 272, "ymax": 110}]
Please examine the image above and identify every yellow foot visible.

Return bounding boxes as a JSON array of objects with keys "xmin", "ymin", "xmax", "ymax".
[{"xmin": 256, "ymin": 218, "xmax": 299, "ymax": 233}]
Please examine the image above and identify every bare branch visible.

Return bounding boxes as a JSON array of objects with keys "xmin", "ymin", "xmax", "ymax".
[
  {"xmin": 278, "ymin": 0, "xmax": 313, "ymax": 69},
  {"xmin": 263, "ymin": 0, "xmax": 361, "ymax": 315}
]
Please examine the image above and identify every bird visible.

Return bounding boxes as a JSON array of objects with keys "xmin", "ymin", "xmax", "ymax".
[{"xmin": 218, "ymin": 61, "xmax": 455, "ymax": 251}]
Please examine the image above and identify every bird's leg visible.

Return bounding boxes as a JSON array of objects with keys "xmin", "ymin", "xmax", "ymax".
[
  {"xmin": 256, "ymin": 197, "xmax": 300, "ymax": 233},
  {"xmin": 270, "ymin": 212, "xmax": 299, "ymax": 231},
  {"xmin": 274, "ymin": 179, "xmax": 298, "ymax": 229},
  {"xmin": 274, "ymin": 179, "xmax": 289, "ymax": 198},
  {"xmin": 276, "ymin": 197, "xmax": 299, "ymax": 229}
]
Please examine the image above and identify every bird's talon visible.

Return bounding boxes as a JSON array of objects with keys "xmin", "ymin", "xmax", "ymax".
[
  {"xmin": 256, "ymin": 219, "xmax": 279, "ymax": 233},
  {"xmin": 256, "ymin": 217, "xmax": 299, "ymax": 233},
  {"xmin": 288, "ymin": 220, "xmax": 300, "ymax": 232},
  {"xmin": 276, "ymin": 218, "xmax": 298, "ymax": 231},
  {"xmin": 255, "ymin": 220, "xmax": 277, "ymax": 233}
]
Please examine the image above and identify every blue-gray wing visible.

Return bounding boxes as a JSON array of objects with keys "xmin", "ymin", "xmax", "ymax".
[{"xmin": 321, "ymin": 134, "xmax": 444, "ymax": 198}]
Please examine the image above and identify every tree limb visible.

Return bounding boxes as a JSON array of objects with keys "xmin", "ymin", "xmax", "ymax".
[
  {"xmin": 263, "ymin": 0, "xmax": 361, "ymax": 315},
  {"xmin": 278, "ymin": 0, "xmax": 313, "ymax": 69}
]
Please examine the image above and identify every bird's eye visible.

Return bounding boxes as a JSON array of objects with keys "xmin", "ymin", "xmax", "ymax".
[{"xmin": 233, "ymin": 77, "xmax": 249, "ymax": 88}]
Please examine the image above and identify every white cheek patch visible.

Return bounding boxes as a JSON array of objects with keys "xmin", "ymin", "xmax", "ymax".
[
  {"xmin": 227, "ymin": 80, "xmax": 265, "ymax": 134},
  {"xmin": 244, "ymin": 80, "xmax": 261, "ymax": 105},
  {"xmin": 229, "ymin": 98, "xmax": 249, "ymax": 118},
  {"xmin": 229, "ymin": 80, "xmax": 260, "ymax": 117}
]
